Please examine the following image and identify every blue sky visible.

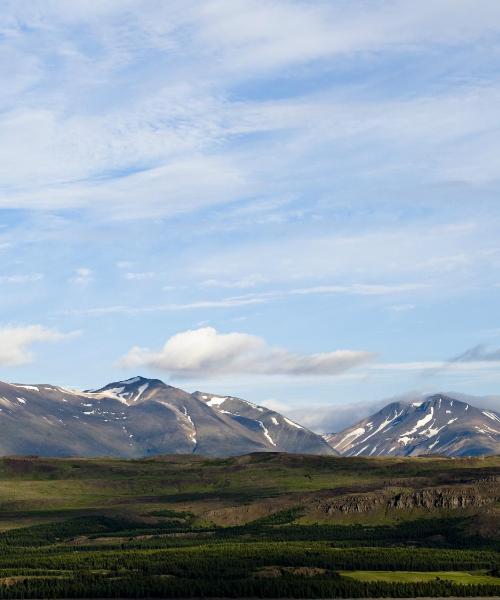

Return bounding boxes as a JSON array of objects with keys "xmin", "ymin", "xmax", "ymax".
[{"xmin": 1, "ymin": 0, "xmax": 500, "ymax": 428}]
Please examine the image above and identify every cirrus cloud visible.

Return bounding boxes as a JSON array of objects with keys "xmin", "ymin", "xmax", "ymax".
[
  {"xmin": 118, "ymin": 326, "xmax": 374, "ymax": 378},
  {"xmin": 0, "ymin": 325, "xmax": 79, "ymax": 367}
]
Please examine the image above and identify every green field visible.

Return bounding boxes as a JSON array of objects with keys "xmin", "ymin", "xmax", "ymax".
[
  {"xmin": 0, "ymin": 453, "xmax": 497, "ymax": 597},
  {"xmin": 342, "ymin": 570, "xmax": 500, "ymax": 584}
]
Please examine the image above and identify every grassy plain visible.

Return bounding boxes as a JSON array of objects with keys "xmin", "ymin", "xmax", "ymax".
[
  {"xmin": 341, "ymin": 571, "xmax": 500, "ymax": 584},
  {"xmin": 0, "ymin": 453, "xmax": 497, "ymax": 597}
]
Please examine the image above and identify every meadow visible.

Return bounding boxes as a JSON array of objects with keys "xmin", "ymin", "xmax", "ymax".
[{"xmin": 0, "ymin": 453, "xmax": 498, "ymax": 597}]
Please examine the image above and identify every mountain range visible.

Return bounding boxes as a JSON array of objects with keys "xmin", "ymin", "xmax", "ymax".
[
  {"xmin": 0, "ymin": 376, "xmax": 333, "ymax": 457},
  {"xmin": 0, "ymin": 377, "xmax": 498, "ymax": 457}
]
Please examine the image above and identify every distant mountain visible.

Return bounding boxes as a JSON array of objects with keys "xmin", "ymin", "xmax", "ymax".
[
  {"xmin": 192, "ymin": 391, "xmax": 333, "ymax": 455},
  {"xmin": 324, "ymin": 394, "xmax": 500, "ymax": 457},
  {"xmin": 0, "ymin": 376, "xmax": 334, "ymax": 458}
]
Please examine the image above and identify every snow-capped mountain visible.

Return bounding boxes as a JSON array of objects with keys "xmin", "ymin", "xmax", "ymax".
[
  {"xmin": 324, "ymin": 394, "xmax": 500, "ymax": 457},
  {"xmin": 192, "ymin": 391, "xmax": 331, "ymax": 455},
  {"xmin": 0, "ymin": 377, "xmax": 333, "ymax": 458}
]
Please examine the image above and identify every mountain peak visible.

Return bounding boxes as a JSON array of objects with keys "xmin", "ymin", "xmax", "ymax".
[
  {"xmin": 325, "ymin": 393, "xmax": 499, "ymax": 457},
  {"xmin": 0, "ymin": 377, "xmax": 333, "ymax": 458},
  {"xmin": 85, "ymin": 375, "xmax": 167, "ymax": 404}
]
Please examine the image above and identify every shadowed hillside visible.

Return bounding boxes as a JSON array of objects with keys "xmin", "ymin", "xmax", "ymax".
[{"xmin": 0, "ymin": 453, "xmax": 497, "ymax": 597}]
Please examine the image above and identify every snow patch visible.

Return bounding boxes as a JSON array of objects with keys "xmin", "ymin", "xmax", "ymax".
[
  {"xmin": 354, "ymin": 444, "xmax": 369, "ymax": 456},
  {"xmin": 206, "ymin": 396, "xmax": 227, "ymax": 407},
  {"xmin": 11, "ymin": 384, "xmax": 39, "ymax": 392},
  {"xmin": 120, "ymin": 377, "xmax": 142, "ymax": 385},
  {"xmin": 284, "ymin": 417, "xmax": 303, "ymax": 429},
  {"xmin": 358, "ymin": 409, "xmax": 403, "ymax": 444},
  {"xmin": 428, "ymin": 437, "xmax": 440, "ymax": 450},
  {"xmin": 134, "ymin": 383, "xmax": 149, "ymax": 401},
  {"xmin": 258, "ymin": 421, "xmax": 276, "ymax": 446},
  {"xmin": 482, "ymin": 410, "xmax": 500, "ymax": 423},
  {"xmin": 400, "ymin": 407, "xmax": 434, "ymax": 437},
  {"xmin": 398, "ymin": 436, "xmax": 413, "ymax": 446},
  {"xmin": 333, "ymin": 427, "xmax": 366, "ymax": 450}
]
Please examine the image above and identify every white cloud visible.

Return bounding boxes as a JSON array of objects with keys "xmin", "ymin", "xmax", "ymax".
[
  {"xmin": 1, "ymin": 1, "xmax": 500, "ymax": 222},
  {"xmin": 192, "ymin": 1, "xmax": 500, "ymax": 74},
  {"xmin": 62, "ymin": 296, "xmax": 265, "ymax": 316},
  {"xmin": 118, "ymin": 326, "xmax": 374, "ymax": 378},
  {"xmin": 69, "ymin": 267, "xmax": 93, "ymax": 286},
  {"xmin": 0, "ymin": 273, "xmax": 43, "ymax": 284},
  {"xmin": 59, "ymin": 281, "xmax": 426, "ymax": 317},
  {"xmin": 287, "ymin": 398, "xmax": 393, "ymax": 435},
  {"xmin": 200, "ymin": 275, "xmax": 266, "ymax": 289},
  {"xmin": 124, "ymin": 271, "xmax": 157, "ymax": 281},
  {"xmin": 0, "ymin": 325, "xmax": 79, "ymax": 366},
  {"xmin": 389, "ymin": 304, "xmax": 416, "ymax": 312},
  {"xmin": 191, "ymin": 221, "xmax": 500, "ymax": 291}
]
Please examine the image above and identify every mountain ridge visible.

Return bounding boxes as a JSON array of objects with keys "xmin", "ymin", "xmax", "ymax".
[
  {"xmin": 0, "ymin": 376, "xmax": 334, "ymax": 458},
  {"xmin": 324, "ymin": 393, "xmax": 500, "ymax": 457},
  {"xmin": 0, "ymin": 378, "xmax": 498, "ymax": 457}
]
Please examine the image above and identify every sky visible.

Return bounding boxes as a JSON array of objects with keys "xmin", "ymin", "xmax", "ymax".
[{"xmin": 1, "ymin": 0, "xmax": 500, "ymax": 430}]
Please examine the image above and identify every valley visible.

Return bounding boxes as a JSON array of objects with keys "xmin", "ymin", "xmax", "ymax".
[{"xmin": 0, "ymin": 452, "xmax": 497, "ymax": 597}]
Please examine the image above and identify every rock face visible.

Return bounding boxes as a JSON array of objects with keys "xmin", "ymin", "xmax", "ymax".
[
  {"xmin": 0, "ymin": 377, "xmax": 334, "ymax": 458},
  {"xmin": 315, "ymin": 484, "xmax": 498, "ymax": 516},
  {"xmin": 387, "ymin": 487, "xmax": 494, "ymax": 510},
  {"xmin": 324, "ymin": 394, "xmax": 500, "ymax": 457}
]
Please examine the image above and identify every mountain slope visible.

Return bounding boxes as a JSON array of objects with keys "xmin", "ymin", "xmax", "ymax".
[
  {"xmin": 324, "ymin": 394, "xmax": 500, "ymax": 457},
  {"xmin": 193, "ymin": 391, "xmax": 335, "ymax": 455},
  {"xmin": 0, "ymin": 377, "xmax": 334, "ymax": 458}
]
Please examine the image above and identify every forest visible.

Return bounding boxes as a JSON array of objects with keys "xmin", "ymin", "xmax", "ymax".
[{"xmin": 0, "ymin": 453, "xmax": 497, "ymax": 597}]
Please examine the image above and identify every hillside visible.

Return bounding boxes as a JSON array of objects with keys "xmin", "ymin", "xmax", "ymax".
[{"xmin": 0, "ymin": 453, "xmax": 497, "ymax": 598}]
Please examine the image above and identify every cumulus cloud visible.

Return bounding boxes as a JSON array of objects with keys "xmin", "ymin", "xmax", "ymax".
[
  {"xmin": 118, "ymin": 326, "xmax": 374, "ymax": 378},
  {"xmin": 0, "ymin": 325, "xmax": 79, "ymax": 366}
]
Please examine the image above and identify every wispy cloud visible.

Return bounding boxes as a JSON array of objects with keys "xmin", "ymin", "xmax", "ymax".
[
  {"xmin": 1, "ymin": 1, "xmax": 500, "ymax": 220},
  {"xmin": 61, "ymin": 296, "xmax": 266, "ymax": 316},
  {"xmin": 69, "ymin": 267, "xmax": 93, "ymax": 286},
  {"xmin": 0, "ymin": 273, "xmax": 43, "ymax": 284},
  {"xmin": 59, "ymin": 280, "xmax": 426, "ymax": 317},
  {"xmin": 451, "ymin": 344, "xmax": 500, "ymax": 362},
  {"xmin": 124, "ymin": 272, "xmax": 157, "ymax": 281},
  {"xmin": 1, "ymin": 1, "xmax": 500, "ymax": 400}
]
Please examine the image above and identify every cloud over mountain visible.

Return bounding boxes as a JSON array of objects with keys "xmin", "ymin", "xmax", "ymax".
[{"xmin": 119, "ymin": 327, "xmax": 374, "ymax": 378}]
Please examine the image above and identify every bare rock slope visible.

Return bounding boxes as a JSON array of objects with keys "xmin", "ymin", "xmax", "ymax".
[
  {"xmin": 0, "ymin": 377, "xmax": 334, "ymax": 458},
  {"xmin": 325, "ymin": 394, "xmax": 500, "ymax": 457}
]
